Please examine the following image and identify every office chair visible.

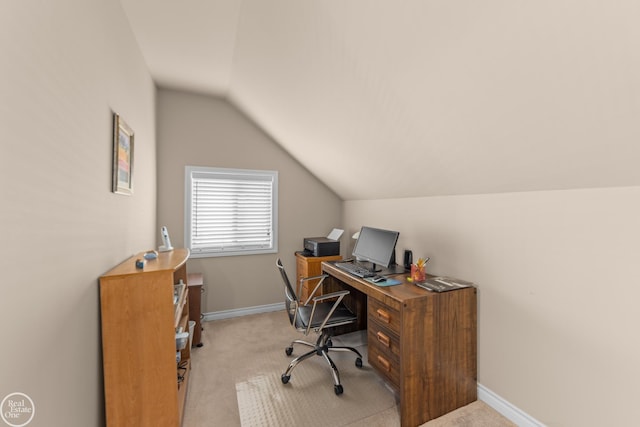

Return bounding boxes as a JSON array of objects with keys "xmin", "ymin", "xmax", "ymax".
[{"xmin": 276, "ymin": 258, "xmax": 363, "ymax": 395}]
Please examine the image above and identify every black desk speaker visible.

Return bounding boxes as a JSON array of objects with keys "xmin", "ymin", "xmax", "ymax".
[{"xmin": 403, "ymin": 250, "xmax": 413, "ymax": 270}]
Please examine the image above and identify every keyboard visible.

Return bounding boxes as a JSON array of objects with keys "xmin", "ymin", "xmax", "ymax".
[{"xmin": 334, "ymin": 262, "xmax": 375, "ymax": 278}]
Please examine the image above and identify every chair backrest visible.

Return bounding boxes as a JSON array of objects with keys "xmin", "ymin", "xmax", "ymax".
[{"xmin": 276, "ymin": 258, "xmax": 298, "ymax": 325}]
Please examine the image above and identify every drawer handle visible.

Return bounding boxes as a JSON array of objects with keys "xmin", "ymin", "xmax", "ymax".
[
  {"xmin": 377, "ymin": 355, "xmax": 391, "ymax": 372},
  {"xmin": 376, "ymin": 331, "xmax": 390, "ymax": 347},
  {"xmin": 376, "ymin": 308, "xmax": 390, "ymax": 323}
]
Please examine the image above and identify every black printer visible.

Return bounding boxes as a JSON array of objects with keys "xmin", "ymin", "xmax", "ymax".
[{"xmin": 303, "ymin": 237, "xmax": 340, "ymax": 257}]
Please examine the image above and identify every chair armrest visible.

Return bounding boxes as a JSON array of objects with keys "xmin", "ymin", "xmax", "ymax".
[
  {"xmin": 312, "ymin": 290, "xmax": 349, "ymax": 303},
  {"xmin": 301, "ymin": 274, "xmax": 329, "ymax": 306},
  {"xmin": 305, "ymin": 290, "xmax": 350, "ymax": 335},
  {"xmin": 300, "ymin": 274, "xmax": 328, "ymax": 283}
]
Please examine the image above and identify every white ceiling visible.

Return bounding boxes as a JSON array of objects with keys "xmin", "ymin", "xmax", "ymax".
[{"xmin": 120, "ymin": 0, "xmax": 640, "ymax": 200}]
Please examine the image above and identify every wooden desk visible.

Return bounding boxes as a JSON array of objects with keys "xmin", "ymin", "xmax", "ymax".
[{"xmin": 322, "ymin": 262, "xmax": 477, "ymax": 427}]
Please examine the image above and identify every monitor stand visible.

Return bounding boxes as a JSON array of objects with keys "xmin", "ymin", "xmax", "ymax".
[
  {"xmin": 354, "ymin": 260, "xmax": 380, "ymax": 275},
  {"xmin": 379, "ymin": 263, "xmax": 408, "ymax": 275}
]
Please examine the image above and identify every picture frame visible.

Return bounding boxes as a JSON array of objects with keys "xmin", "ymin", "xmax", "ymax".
[{"xmin": 112, "ymin": 112, "xmax": 134, "ymax": 195}]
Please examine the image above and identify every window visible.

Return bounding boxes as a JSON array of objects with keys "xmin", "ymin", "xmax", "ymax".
[{"xmin": 185, "ymin": 166, "xmax": 278, "ymax": 258}]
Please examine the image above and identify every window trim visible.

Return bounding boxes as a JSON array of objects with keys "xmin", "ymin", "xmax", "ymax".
[{"xmin": 184, "ymin": 165, "xmax": 278, "ymax": 258}]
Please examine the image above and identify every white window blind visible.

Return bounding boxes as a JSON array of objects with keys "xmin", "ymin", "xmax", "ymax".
[{"xmin": 185, "ymin": 166, "xmax": 278, "ymax": 258}]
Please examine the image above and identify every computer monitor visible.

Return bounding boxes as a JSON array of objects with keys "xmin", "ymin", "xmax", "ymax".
[{"xmin": 352, "ymin": 226, "xmax": 400, "ymax": 272}]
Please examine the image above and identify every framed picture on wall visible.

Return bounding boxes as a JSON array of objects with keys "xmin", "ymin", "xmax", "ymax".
[{"xmin": 112, "ymin": 112, "xmax": 134, "ymax": 195}]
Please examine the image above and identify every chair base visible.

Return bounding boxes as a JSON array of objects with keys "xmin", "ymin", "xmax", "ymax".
[{"xmin": 281, "ymin": 332, "xmax": 363, "ymax": 395}]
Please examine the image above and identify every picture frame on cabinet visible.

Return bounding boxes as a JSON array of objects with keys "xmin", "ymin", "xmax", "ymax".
[{"xmin": 112, "ymin": 112, "xmax": 134, "ymax": 195}]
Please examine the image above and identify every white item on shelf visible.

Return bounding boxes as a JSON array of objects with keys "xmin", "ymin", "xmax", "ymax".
[
  {"xmin": 188, "ymin": 320, "xmax": 196, "ymax": 348},
  {"xmin": 176, "ymin": 331, "xmax": 189, "ymax": 350}
]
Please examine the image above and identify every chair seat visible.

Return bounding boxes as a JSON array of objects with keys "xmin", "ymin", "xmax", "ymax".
[{"xmin": 296, "ymin": 301, "xmax": 357, "ymax": 330}]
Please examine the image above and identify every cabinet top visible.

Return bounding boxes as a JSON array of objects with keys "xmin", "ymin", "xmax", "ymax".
[
  {"xmin": 295, "ymin": 252, "xmax": 342, "ymax": 262},
  {"xmin": 101, "ymin": 248, "xmax": 190, "ymax": 278}
]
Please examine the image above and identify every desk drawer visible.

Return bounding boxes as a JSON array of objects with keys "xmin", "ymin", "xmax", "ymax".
[
  {"xmin": 368, "ymin": 338, "xmax": 400, "ymax": 389},
  {"xmin": 367, "ymin": 321, "xmax": 400, "ymax": 359},
  {"xmin": 368, "ymin": 298, "xmax": 400, "ymax": 335}
]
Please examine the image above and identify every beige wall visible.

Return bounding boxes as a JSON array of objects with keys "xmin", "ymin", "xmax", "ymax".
[
  {"xmin": 0, "ymin": 1, "xmax": 157, "ymax": 426},
  {"xmin": 156, "ymin": 89, "xmax": 342, "ymax": 313},
  {"xmin": 344, "ymin": 186, "xmax": 640, "ymax": 426}
]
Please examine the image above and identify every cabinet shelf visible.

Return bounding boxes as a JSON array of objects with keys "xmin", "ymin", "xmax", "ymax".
[{"xmin": 174, "ymin": 282, "xmax": 188, "ymax": 328}]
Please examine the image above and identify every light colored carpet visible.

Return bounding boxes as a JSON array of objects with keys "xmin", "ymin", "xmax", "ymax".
[
  {"xmin": 236, "ymin": 356, "xmax": 396, "ymax": 426},
  {"xmin": 422, "ymin": 400, "xmax": 516, "ymax": 426},
  {"xmin": 183, "ymin": 310, "xmax": 515, "ymax": 427},
  {"xmin": 236, "ymin": 328, "xmax": 397, "ymax": 426}
]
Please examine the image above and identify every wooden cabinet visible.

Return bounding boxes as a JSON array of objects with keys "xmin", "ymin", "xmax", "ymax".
[
  {"xmin": 99, "ymin": 248, "xmax": 192, "ymax": 427},
  {"xmin": 295, "ymin": 252, "xmax": 341, "ymax": 301}
]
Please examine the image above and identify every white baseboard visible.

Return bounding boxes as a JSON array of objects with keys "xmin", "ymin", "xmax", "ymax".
[
  {"xmin": 202, "ymin": 302, "xmax": 285, "ymax": 322},
  {"xmin": 203, "ymin": 304, "xmax": 544, "ymax": 427},
  {"xmin": 478, "ymin": 383, "xmax": 545, "ymax": 427}
]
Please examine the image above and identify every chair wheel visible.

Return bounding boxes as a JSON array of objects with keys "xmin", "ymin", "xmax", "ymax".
[
  {"xmin": 355, "ymin": 357, "xmax": 363, "ymax": 368},
  {"xmin": 285, "ymin": 347, "xmax": 293, "ymax": 356},
  {"xmin": 281, "ymin": 374, "xmax": 290, "ymax": 384},
  {"xmin": 327, "ymin": 338, "xmax": 333, "ymax": 347},
  {"xmin": 334, "ymin": 384, "xmax": 343, "ymax": 395}
]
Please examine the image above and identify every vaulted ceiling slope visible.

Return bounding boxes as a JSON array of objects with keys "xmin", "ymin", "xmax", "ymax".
[{"xmin": 121, "ymin": 0, "xmax": 640, "ymax": 200}]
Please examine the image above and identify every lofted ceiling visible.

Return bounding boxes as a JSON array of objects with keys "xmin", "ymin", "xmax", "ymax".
[{"xmin": 120, "ymin": 0, "xmax": 640, "ymax": 201}]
